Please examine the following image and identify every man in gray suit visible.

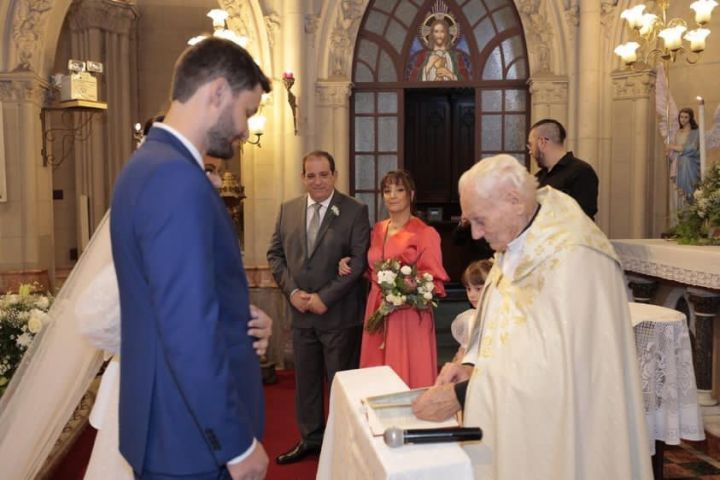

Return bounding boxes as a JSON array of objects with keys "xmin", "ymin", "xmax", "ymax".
[{"xmin": 267, "ymin": 150, "xmax": 370, "ymax": 464}]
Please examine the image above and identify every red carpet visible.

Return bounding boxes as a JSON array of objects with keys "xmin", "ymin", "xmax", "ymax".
[
  {"xmin": 49, "ymin": 369, "xmax": 317, "ymax": 479},
  {"xmin": 264, "ymin": 370, "xmax": 319, "ymax": 480}
]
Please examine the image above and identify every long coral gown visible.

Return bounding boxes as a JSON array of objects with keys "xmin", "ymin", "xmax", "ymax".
[{"xmin": 359, "ymin": 217, "xmax": 448, "ymax": 388}]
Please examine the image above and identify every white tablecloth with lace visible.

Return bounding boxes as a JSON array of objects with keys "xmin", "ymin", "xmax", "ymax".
[
  {"xmin": 612, "ymin": 239, "xmax": 720, "ymax": 290},
  {"xmin": 634, "ymin": 318, "xmax": 705, "ymax": 455}
]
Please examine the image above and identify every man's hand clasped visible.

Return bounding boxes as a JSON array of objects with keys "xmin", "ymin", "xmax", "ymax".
[{"xmin": 290, "ymin": 290, "xmax": 328, "ymax": 314}]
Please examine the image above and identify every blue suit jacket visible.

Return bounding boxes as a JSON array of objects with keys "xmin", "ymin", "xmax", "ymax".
[{"xmin": 110, "ymin": 127, "xmax": 263, "ymax": 476}]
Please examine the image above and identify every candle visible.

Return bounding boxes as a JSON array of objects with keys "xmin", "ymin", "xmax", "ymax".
[{"xmin": 698, "ymin": 96, "xmax": 707, "ymax": 181}]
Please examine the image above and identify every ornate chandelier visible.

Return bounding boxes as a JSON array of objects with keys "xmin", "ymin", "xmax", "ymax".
[
  {"xmin": 614, "ymin": 0, "xmax": 717, "ymax": 66},
  {"xmin": 188, "ymin": 9, "xmax": 248, "ymax": 48}
]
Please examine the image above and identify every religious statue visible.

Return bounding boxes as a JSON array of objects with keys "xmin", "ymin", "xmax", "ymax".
[
  {"xmin": 656, "ymin": 64, "xmax": 720, "ymax": 224},
  {"xmin": 406, "ymin": 1, "xmax": 471, "ymax": 81},
  {"xmin": 666, "ymin": 107, "xmax": 701, "ymax": 207}
]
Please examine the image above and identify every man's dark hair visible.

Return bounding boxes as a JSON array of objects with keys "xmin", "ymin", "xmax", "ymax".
[
  {"xmin": 530, "ymin": 118, "xmax": 567, "ymax": 144},
  {"xmin": 303, "ymin": 150, "xmax": 336, "ymax": 174},
  {"xmin": 171, "ymin": 37, "xmax": 271, "ymax": 102}
]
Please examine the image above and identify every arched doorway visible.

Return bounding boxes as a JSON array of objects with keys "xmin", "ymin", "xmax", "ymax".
[{"xmin": 350, "ymin": 0, "xmax": 530, "ymax": 282}]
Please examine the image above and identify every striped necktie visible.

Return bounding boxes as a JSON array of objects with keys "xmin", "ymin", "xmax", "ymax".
[{"xmin": 307, "ymin": 203, "xmax": 322, "ymax": 251}]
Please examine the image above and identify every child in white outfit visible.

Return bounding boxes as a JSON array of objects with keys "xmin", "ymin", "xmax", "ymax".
[{"xmin": 451, "ymin": 259, "xmax": 492, "ymax": 361}]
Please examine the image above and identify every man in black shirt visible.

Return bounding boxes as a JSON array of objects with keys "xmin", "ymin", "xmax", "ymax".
[{"xmin": 528, "ymin": 118, "xmax": 599, "ymax": 219}]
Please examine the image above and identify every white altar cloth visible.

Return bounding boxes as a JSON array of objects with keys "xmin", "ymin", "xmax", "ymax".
[
  {"xmin": 317, "ymin": 366, "xmax": 472, "ymax": 480},
  {"xmin": 612, "ymin": 239, "xmax": 720, "ymax": 290}
]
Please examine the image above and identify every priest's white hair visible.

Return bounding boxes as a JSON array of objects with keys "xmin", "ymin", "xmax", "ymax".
[{"xmin": 458, "ymin": 154, "xmax": 538, "ymax": 203}]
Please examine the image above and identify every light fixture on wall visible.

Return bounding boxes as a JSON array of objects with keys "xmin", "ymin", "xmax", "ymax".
[
  {"xmin": 614, "ymin": 1, "xmax": 716, "ymax": 66},
  {"xmin": 187, "ymin": 9, "xmax": 248, "ymax": 47},
  {"xmin": 282, "ymin": 72, "xmax": 298, "ymax": 135}
]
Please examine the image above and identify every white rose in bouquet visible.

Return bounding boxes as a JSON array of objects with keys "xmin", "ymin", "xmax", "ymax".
[
  {"xmin": 378, "ymin": 270, "xmax": 397, "ymax": 284},
  {"xmin": 27, "ymin": 309, "xmax": 47, "ymax": 333},
  {"xmin": 400, "ymin": 265, "xmax": 412, "ymax": 275},
  {"xmin": 34, "ymin": 296, "xmax": 50, "ymax": 310}
]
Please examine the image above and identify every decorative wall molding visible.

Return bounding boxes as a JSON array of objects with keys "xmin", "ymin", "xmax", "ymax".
[
  {"xmin": 305, "ymin": 13, "xmax": 320, "ymax": 35},
  {"xmin": 527, "ymin": 76, "xmax": 568, "ymax": 104},
  {"xmin": 564, "ymin": 3, "xmax": 579, "ymax": 41},
  {"xmin": 328, "ymin": 0, "xmax": 366, "ymax": 79},
  {"xmin": 315, "ymin": 81, "xmax": 352, "ymax": 107},
  {"xmin": 11, "ymin": 0, "xmax": 54, "ymax": 72},
  {"xmin": 600, "ymin": 0, "xmax": 619, "ymax": 37},
  {"xmin": 517, "ymin": 0, "xmax": 553, "ymax": 74},
  {"xmin": 219, "ymin": 0, "xmax": 252, "ymax": 41},
  {"xmin": 263, "ymin": 13, "xmax": 280, "ymax": 49},
  {"xmin": 67, "ymin": 0, "xmax": 137, "ymax": 35},
  {"xmin": 611, "ymin": 69, "xmax": 655, "ymax": 100},
  {"xmin": 0, "ymin": 72, "xmax": 47, "ymax": 105}
]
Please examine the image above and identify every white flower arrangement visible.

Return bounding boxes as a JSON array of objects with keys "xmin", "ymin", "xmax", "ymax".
[
  {"xmin": 673, "ymin": 162, "xmax": 720, "ymax": 245},
  {"xmin": 0, "ymin": 283, "xmax": 53, "ymax": 395},
  {"xmin": 330, "ymin": 205, "xmax": 340, "ymax": 216},
  {"xmin": 366, "ymin": 258, "xmax": 437, "ymax": 334}
]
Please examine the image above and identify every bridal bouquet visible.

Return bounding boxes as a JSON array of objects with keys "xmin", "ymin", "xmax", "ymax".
[
  {"xmin": 366, "ymin": 258, "xmax": 437, "ymax": 334},
  {"xmin": 0, "ymin": 283, "xmax": 53, "ymax": 396},
  {"xmin": 672, "ymin": 162, "xmax": 720, "ymax": 245}
]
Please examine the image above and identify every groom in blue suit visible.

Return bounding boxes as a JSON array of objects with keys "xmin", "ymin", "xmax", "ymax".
[{"xmin": 111, "ymin": 38, "xmax": 271, "ymax": 479}]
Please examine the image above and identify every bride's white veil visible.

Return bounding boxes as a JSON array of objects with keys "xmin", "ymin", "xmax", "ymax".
[{"xmin": 0, "ymin": 213, "xmax": 109, "ymax": 479}]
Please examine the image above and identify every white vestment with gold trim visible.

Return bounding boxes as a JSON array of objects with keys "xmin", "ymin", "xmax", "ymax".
[{"xmin": 462, "ymin": 187, "xmax": 652, "ymax": 479}]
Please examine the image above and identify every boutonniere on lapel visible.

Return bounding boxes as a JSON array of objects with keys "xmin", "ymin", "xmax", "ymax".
[{"xmin": 330, "ymin": 205, "xmax": 340, "ymax": 217}]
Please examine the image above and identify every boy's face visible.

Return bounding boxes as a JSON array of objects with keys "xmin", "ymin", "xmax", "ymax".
[{"xmin": 466, "ymin": 283, "xmax": 484, "ymax": 309}]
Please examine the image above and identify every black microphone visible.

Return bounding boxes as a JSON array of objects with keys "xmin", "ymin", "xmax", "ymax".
[{"xmin": 383, "ymin": 426, "xmax": 483, "ymax": 448}]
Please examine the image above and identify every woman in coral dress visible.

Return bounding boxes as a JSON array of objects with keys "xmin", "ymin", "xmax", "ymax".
[{"xmin": 343, "ymin": 170, "xmax": 448, "ymax": 388}]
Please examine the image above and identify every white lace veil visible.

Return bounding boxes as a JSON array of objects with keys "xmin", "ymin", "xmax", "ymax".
[{"xmin": 0, "ymin": 213, "xmax": 110, "ymax": 479}]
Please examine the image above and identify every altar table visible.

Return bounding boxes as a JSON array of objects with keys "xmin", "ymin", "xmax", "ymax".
[
  {"xmin": 612, "ymin": 239, "xmax": 720, "ymax": 290},
  {"xmin": 316, "ymin": 366, "xmax": 472, "ymax": 480}
]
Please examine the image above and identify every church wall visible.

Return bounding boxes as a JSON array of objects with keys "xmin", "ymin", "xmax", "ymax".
[
  {"xmin": 136, "ymin": 0, "xmax": 218, "ymax": 122},
  {"xmin": 3, "ymin": 0, "xmax": 720, "ymax": 281}
]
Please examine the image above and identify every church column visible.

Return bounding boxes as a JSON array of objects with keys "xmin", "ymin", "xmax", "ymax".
[
  {"xmin": 66, "ymin": 0, "xmax": 137, "ymax": 239},
  {"xmin": 687, "ymin": 289, "xmax": 720, "ymax": 406},
  {"xmin": 527, "ymin": 76, "xmax": 569, "ymax": 173},
  {"xmin": 575, "ymin": 1, "xmax": 602, "ymax": 182},
  {"xmin": 315, "ymin": 81, "xmax": 351, "ymax": 193},
  {"xmin": 610, "ymin": 69, "xmax": 656, "ymax": 238},
  {"xmin": 527, "ymin": 76, "xmax": 569, "ymax": 125},
  {"xmin": 0, "ymin": 72, "xmax": 53, "ymax": 287},
  {"xmin": 281, "ymin": 0, "xmax": 306, "ymax": 200}
]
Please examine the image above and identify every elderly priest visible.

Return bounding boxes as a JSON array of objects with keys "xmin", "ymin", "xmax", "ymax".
[{"xmin": 412, "ymin": 154, "xmax": 652, "ymax": 479}]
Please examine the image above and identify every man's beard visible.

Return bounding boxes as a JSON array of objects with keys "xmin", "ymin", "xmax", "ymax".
[
  {"xmin": 533, "ymin": 149, "xmax": 545, "ymax": 169},
  {"xmin": 206, "ymin": 107, "xmax": 237, "ymax": 160}
]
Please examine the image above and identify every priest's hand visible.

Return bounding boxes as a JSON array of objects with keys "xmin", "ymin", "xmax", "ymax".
[
  {"xmin": 411, "ymin": 384, "xmax": 461, "ymax": 421},
  {"xmin": 248, "ymin": 305, "xmax": 272, "ymax": 356},
  {"xmin": 435, "ymin": 362, "xmax": 473, "ymax": 386}
]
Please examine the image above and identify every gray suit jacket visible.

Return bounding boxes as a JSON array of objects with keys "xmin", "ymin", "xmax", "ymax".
[{"xmin": 267, "ymin": 190, "xmax": 370, "ymax": 330}]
